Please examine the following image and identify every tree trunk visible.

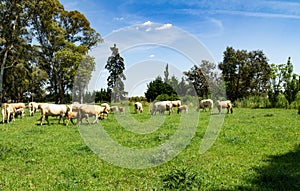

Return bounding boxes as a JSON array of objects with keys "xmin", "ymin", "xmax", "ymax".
[{"xmin": 0, "ymin": 49, "xmax": 9, "ymax": 105}]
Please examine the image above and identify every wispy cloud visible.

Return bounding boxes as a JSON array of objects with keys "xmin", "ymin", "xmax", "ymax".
[
  {"xmin": 215, "ymin": 10, "xmax": 300, "ymax": 19},
  {"xmin": 113, "ymin": 17, "xmax": 124, "ymax": 21},
  {"xmin": 155, "ymin": 23, "xmax": 173, "ymax": 30}
]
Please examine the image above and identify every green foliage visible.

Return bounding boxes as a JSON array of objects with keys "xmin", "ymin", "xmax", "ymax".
[
  {"xmin": 155, "ymin": 94, "xmax": 179, "ymax": 101},
  {"xmin": 105, "ymin": 44, "xmax": 127, "ymax": 102},
  {"xmin": 0, "ymin": 0, "xmax": 102, "ymax": 103},
  {"xmin": 160, "ymin": 167, "xmax": 202, "ymax": 190},
  {"xmin": 94, "ymin": 88, "xmax": 112, "ymax": 103},
  {"xmin": 219, "ymin": 47, "xmax": 271, "ymax": 102},
  {"xmin": 145, "ymin": 76, "xmax": 177, "ymax": 102},
  {"xmin": 275, "ymin": 93, "xmax": 289, "ymax": 108},
  {"xmin": 234, "ymin": 96, "xmax": 271, "ymax": 108}
]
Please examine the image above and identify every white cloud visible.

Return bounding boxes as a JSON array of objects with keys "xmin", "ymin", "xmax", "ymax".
[
  {"xmin": 149, "ymin": 54, "xmax": 155, "ymax": 58},
  {"xmin": 145, "ymin": 27, "xmax": 152, "ymax": 32},
  {"xmin": 143, "ymin": 21, "xmax": 153, "ymax": 26},
  {"xmin": 114, "ymin": 17, "xmax": 124, "ymax": 21},
  {"xmin": 155, "ymin": 23, "xmax": 173, "ymax": 30}
]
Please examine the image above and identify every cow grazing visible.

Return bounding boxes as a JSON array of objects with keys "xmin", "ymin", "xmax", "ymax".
[
  {"xmin": 196, "ymin": 99, "xmax": 213, "ymax": 112},
  {"xmin": 15, "ymin": 108, "xmax": 25, "ymax": 118},
  {"xmin": 76, "ymin": 104, "xmax": 109, "ymax": 125},
  {"xmin": 40, "ymin": 104, "xmax": 72, "ymax": 125},
  {"xmin": 134, "ymin": 102, "xmax": 143, "ymax": 114},
  {"xmin": 65, "ymin": 111, "xmax": 78, "ymax": 126},
  {"xmin": 28, "ymin": 102, "xmax": 39, "ymax": 116},
  {"xmin": 100, "ymin": 103, "xmax": 111, "ymax": 112},
  {"xmin": 1, "ymin": 103, "xmax": 15, "ymax": 123},
  {"xmin": 110, "ymin": 106, "xmax": 119, "ymax": 113},
  {"xmin": 119, "ymin": 106, "xmax": 125, "ymax": 115},
  {"xmin": 217, "ymin": 100, "xmax": 233, "ymax": 114},
  {"xmin": 178, "ymin": 105, "xmax": 188, "ymax": 114},
  {"xmin": 151, "ymin": 101, "xmax": 173, "ymax": 115},
  {"xmin": 9, "ymin": 103, "xmax": 26, "ymax": 110}
]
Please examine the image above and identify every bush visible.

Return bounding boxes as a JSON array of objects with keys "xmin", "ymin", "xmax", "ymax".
[
  {"xmin": 159, "ymin": 167, "xmax": 202, "ymax": 190},
  {"xmin": 155, "ymin": 94, "xmax": 179, "ymax": 101},
  {"xmin": 275, "ymin": 93, "xmax": 289, "ymax": 108},
  {"xmin": 234, "ymin": 96, "xmax": 270, "ymax": 108}
]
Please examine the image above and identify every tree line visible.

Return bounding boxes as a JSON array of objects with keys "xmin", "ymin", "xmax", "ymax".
[
  {"xmin": 2, "ymin": 0, "xmax": 299, "ymax": 108},
  {"xmin": 143, "ymin": 47, "xmax": 299, "ymax": 108}
]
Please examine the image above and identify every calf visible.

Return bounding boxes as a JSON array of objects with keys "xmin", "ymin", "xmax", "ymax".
[{"xmin": 178, "ymin": 105, "xmax": 188, "ymax": 114}]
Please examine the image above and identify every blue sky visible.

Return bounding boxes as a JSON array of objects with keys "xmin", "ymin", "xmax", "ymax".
[{"xmin": 61, "ymin": 0, "xmax": 300, "ymax": 95}]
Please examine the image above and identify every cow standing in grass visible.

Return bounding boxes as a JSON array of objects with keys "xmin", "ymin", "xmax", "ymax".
[
  {"xmin": 134, "ymin": 102, "xmax": 143, "ymax": 114},
  {"xmin": 217, "ymin": 100, "xmax": 233, "ymax": 114},
  {"xmin": 151, "ymin": 101, "xmax": 173, "ymax": 115},
  {"xmin": 70, "ymin": 104, "xmax": 109, "ymax": 125},
  {"xmin": 178, "ymin": 104, "xmax": 188, "ymax": 114},
  {"xmin": 1, "ymin": 103, "xmax": 15, "ymax": 123},
  {"xmin": 28, "ymin": 102, "xmax": 39, "ymax": 116},
  {"xmin": 196, "ymin": 99, "xmax": 213, "ymax": 112},
  {"xmin": 40, "ymin": 104, "xmax": 73, "ymax": 125}
]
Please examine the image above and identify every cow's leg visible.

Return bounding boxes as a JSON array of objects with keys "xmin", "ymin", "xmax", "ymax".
[
  {"xmin": 40, "ymin": 114, "xmax": 45, "ymax": 125},
  {"xmin": 6, "ymin": 112, "xmax": 10, "ymax": 123},
  {"xmin": 85, "ymin": 114, "xmax": 91, "ymax": 125},
  {"xmin": 45, "ymin": 116, "xmax": 50, "ymax": 125},
  {"xmin": 92, "ymin": 114, "xmax": 98, "ymax": 124}
]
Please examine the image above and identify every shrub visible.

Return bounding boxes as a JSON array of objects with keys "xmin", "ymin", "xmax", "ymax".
[
  {"xmin": 275, "ymin": 93, "xmax": 289, "ymax": 108},
  {"xmin": 159, "ymin": 167, "xmax": 202, "ymax": 190}
]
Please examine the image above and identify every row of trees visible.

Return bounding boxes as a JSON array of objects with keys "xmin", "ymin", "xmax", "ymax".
[
  {"xmin": 143, "ymin": 47, "xmax": 299, "ymax": 108},
  {"xmin": 1, "ymin": 0, "xmax": 102, "ymax": 104},
  {"xmin": 1, "ymin": 0, "xmax": 298, "ymax": 107}
]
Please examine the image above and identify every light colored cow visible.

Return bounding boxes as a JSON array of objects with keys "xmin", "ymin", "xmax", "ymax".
[
  {"xmin": 15, "ymin": 108, "xmax": 25, "ymax": 118},
  {"xmin": 217, "ymin": 100, "xmax": 233, "ymax": 114},
  {"xmin": 28, "ymin": 102, "xmax": 39, "ymax": 116},
  {"xmin": 119, "ymin": 107, "xmax": 125, "ymax": 114},
  {"xmin": 178, "ymin": 105, "xmax": 188, "ymax": 114},
  {"xmin": 151, "ymin": 101, "xmax": 173, "ymax": 115},
  {"xmin": 65, "ymin": 111, "xmax": 78, "ymax": 126},
  {"xmin": 75, "ymin": 104, "xmax": 109, "ymax": 125},
  {"xmin": 1, "ymin": 103, "xmax": 15, "ymax": 123},
  {"xmin": 134, "ymin": 102, "xmax": 143, "ymax": 114},
  {"xmin": 40, "ymin": 103, "xmax": 72, "ymax": 125},
  {"xmin": 196, "ymin": 99, "xmax": 214, "ymax": 112},
  {"xmin": 171, "ymin": 100, "xmax": 181, "ymax": 107},
  {"xmin": 110, "ymin": 106, "xmax": 119, "ymax": 113},
  {"xmin": 100, "ymin": 103, "xmax": 111, "ymax": 112}
]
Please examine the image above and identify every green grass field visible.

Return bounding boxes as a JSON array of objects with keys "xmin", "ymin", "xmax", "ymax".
[{"xmin": 0, "ymin": 107, "xmax": 299, "ymax": 190}]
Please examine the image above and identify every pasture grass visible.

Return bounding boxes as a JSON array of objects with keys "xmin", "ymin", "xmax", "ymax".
[{"xmin": 0, "ymin": 107, "xmax": 299, "ymax": 190}]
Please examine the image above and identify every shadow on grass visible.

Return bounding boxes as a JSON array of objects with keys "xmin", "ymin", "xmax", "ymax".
[{"xmin": 243, "ymin": 144, "xmax": 300, "ymax": 190}]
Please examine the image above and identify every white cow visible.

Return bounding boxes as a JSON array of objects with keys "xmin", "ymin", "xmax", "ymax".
[
  {"xmin": 196, "ymin": 99, "xmax": 214, "ymax": 112},
  {"xmin": 75, "ymin": 104, "xmax": 109, "ymax": 125},
  {"xmin": 28, "ymin": 102, "xmax": 39, "ymax": 116},
  {"xmin": 15, "ymin": 108, "xmax": 25, "ymax": 118},
  {"xmin": 217, "ymin": 100, "xmax": 233, "ymax": 114},
  {"xmin": 1, "ymin": 103, "xmax": 15, "ymax": 123},
  {"xmin": 40, "ymin": 104, "xmax": 72, "ymax": 125},
  {"xmin": 151, "ymin": 101, "xmax": 173, "ymax": 115},
  {"xmin": 177, "ymin": 104, "xmax": 188, "ymax": 114},
  {"xmin": 134, "ymin": 102, "xmax": 143, "ymax": 114},
  {"xmin": 100, "ymin": 103, "xmax": 111, "ymax": 112}
]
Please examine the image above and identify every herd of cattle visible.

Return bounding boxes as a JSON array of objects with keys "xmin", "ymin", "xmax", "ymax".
[{"xmin": 1, "ymin": 99, "xmax": 233, "ymax": 125}]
